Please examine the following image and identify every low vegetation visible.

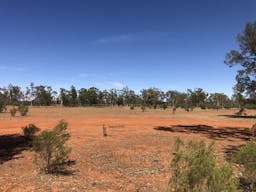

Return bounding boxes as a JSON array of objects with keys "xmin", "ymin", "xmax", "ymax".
[
  {"xmin": 168, "ymin": 138, "xmax": 241, "ymax": 192},
  {"xmin": 130, "ymin": 105, "xmax": 135, "ymax": 110},
  {"xmin": 32, "ymin": 120, "xmax": 71, "ymax": 174},
  {"xmin": 18, "ymin": 105, "xmax": 29, "ymax": 116},
  {"xmin": 0, "ymin": 20, "xmax": 256, "ymax": 191},
  {"xmin": 0, "ymin": 102, "xmax": 7, "ymax": 113},
  {"xmin": 102, "ymin": 124, "xmax": 107, "ymax": 137},
  {"xmin": 10, "ymin": 107, "xmax": 17, "ymax": 117},
  {"xmin": 236, "ymin": 139, "xmax": 256, "ymax": 191},
  {"xmin": 22, "ymin": 124, "xmax": 40, "ymax": 139},
  {"xmin": 141, "ymin": 105, "xmax": 146, "ymax": 112}
]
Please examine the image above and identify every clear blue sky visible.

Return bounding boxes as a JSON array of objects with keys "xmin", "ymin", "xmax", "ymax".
[{"xmin": 0, "ymin": 0, "xmax": 255, "ymax": 95}]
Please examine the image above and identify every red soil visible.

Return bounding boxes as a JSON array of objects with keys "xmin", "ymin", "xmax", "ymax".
[{"xmin": 0, "ymin": 107, "xmax": 254, "ymax": 191}]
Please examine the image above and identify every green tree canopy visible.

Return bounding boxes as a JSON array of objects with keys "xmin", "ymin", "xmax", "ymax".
[{"xmin": 225, "ymin": 21, "xmax": 256, "ymax": 96}]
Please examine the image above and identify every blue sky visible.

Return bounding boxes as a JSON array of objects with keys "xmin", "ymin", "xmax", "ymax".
[{"xmin": 0, "ymin": 0, "xmax": 255, "ymax": 95}]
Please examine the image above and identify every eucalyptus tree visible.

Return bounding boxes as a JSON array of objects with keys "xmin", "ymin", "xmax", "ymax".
[
  {"xmin": 141, "ymin": 87, "xmax": 163, "ymax": 108},
  {"xmin": 60, "ymin": 88, "xmax": 72, "ymax": 106},
  {"xmin": 87, "ymin": 87, "xmax": 100, "ymax": 105},
  {"xmin": 187, "ymin": 88, "xmax": 208, "ymax": 107},
  {"xmin": 0, "ymin": 87, "xmax": 8, "ymax": 112},
  {"xmin": 78, "ymin": 88, "xmax": 88, "ymax": 106},
  {"xmin": 33, "ymin": 85, "xmax": 54, "ymax": 106},
  {"xmin": 70, "ymin": 85, "xmax": 79, "ymax": 106},
  {"xmin": 109, "ymin": 89, "xmax": 118, "ymax": 106},
  {"xmin": 120, "ymin": 86, "xmax": 138, "ymax": 106},
  {"xmin": 7, "ymin": 84, "xmax": 23, "ymax": 105},
  {"xmin": 208, "ymin": 93, "xmax": 230, "ymax": 109},
  {"xmin": 225, "ymin": 21, "xmax": 256, "ymax": 96},
  {"xmin": 25, "ymin": 82, "xmax": 36, "ymax": 106}
]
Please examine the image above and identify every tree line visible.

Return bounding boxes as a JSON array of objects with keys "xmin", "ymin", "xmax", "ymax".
[
  {"xmin": 1, "ymin": 83, "xmax": 255, "ymax": 110},
  {"xmin": 1, "ymin": 21, "xmax": 256, "ymax": 112}
]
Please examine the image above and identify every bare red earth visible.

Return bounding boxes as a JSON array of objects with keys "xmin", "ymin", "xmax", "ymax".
[{"xmin": 0, "ymin": 107, "xmax": 254, "ymax": 191}]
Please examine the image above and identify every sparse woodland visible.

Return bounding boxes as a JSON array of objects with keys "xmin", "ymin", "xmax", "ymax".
[{"xmin": 1, "ymin": 18, "xmax": 256, "ymax": 192}]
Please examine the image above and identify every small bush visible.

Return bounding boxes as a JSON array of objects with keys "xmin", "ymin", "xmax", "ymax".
[
  {"xmin": 22, "ymin": 124, "xmax": 40, "ymax": 139},
  {"xmin": 244, "ymin": 104, "xmax": 256, "ymax": 110},
  {"xmin": 18, "ymin": 105, "xmax": 29, "ymax": 116},
  {"xmin": 10, "ymin": 107, "xmax": 17, "ymax": 117},
  {"xmin": 141, "ymin": 105, "xmax": 146, "ymax": 112},
  {"xmin": 252, "ymin": 123, "xmax": 256, "ymax": 137},
  {"xmin": 102, "ymin": 124, "xmax": 107, "ymax": 137},
  {"xmin": 172, "ymin": 106, "xmax": 177, "ymax": 114},
  {"xmin": 235, "ymin": 108, "xmax": 245, "ymax": 116},
  {"xmin": 33, "ymin": 120, "xmax": 71, "ymax": 173},
  {"xmin": 224, "ymin": 104, "xmax": 232, "ymax": 109},
  {"xmin": 236, "ymin": 139, "xmax": 256, "ymax": 191},
  {"xmin": 184, "ymin": 106, "xmax": 190, "ymax": 112},
  {"xmin": 200, "ymin": 104, "xmax": 206, "ymax": 110},
  {"xmin": 162, "ymin": 103, "xmax": 168, "ymax": 110},
  {"xmin": 168, "ymin": 138, "xmax": 241, "ymax": 192},
  {"xmin": 130, "ymin": 105, "xmax": 135, "ymax": 110},
  {"xmin": 0, "ymin": 103, "xmax": 7, "ymax": 113}
]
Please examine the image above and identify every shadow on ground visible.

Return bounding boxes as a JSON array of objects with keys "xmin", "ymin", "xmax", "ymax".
[
  {"xmin": 154, "ymin": 124, "xmax": 253, "ymax": 162},
  {"xmin": 48, "ymin": 160, "xmax": 76, "ymax": 176},
  {"xmin": 0, "ymin": 134, "xmax": 76, "ymax": 175},
  {"xmin": 0, "ymin": 134, "xmax": 31, "ymax": 164},
  {"xmin": 219, "ymin": 114, "xmax": 256, "ymax": 119},
  {"xmin": 154, "ymin": 124, "xmax": 252, "ymax": 141}
]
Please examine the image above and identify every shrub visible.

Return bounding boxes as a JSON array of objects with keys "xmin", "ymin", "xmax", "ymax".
[
  {"xmin": 224, "ymin": 104, "xmax": 232, "ymax": 109},
  {"xmin": 141, "ymin": 105, "xmax": 146, "ymax": 112},
  {"xmin": 0, "ymin": 102, "xmax": 7, "ymax": 113},
  {"xmin": 184, "ymin": 106, "xmax": 190, "ymax": 112},
  {"xmin": 22, "ymin": 124, "xmax": 40, "ymax": 139},
  {"xmin": 162, "ymin": 103, "xmax": 168, "ymax": 110},
  {"xmin": 102, "ymin": 124, "xmax": 107, "ymax": 137},
  {"xmin": 252, "ymin": 123, "xmax": 256, "ymax": 137},
  {"xmin": 172, "ymin": 106, "xmax": 177, "ymax": 114},
  {"xmin": 244, "ymin": 104, "xmax": 256, "ymax": 110},
  {"xmin": 130, "ymin": 105, "xmax": 135, "ymax": 110},
  {"xmin": 167, "ymin": 138, "xmax": 241, "ymax": 192},
  {"xmin": 18, "ymin": 105, "xmax": 29, "ymax": 116},
  {"xmin": 10, "ymin": 107, "xmax": 17, "ymax": 117},
  {"xmin": 236, "ymin": 139, "xmax": 256, "ymax": 191},
  {"xmin": 235, "ymin": 108, "xmax": 245, "ymax": 116},
  {"xmin": 33, "ymin": 120, "xmax": 71, "ymax": 173},
  {"xmin": 200, "ymin": 104, "xmax": 206, "ymax": 110}
]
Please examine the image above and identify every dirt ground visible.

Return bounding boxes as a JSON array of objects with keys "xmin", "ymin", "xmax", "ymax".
[{"xmin": 0, "ymin": 106, "xmax": 255, "ymax": 192}]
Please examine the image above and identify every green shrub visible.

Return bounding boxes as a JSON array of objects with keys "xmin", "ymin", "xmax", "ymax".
[
  {"xmin": 162, "ymin": 103, "xmax": 168, "ymax": 110},
  {"xmin": 33, "ymin": 120, "xmax": 71, "ymax": 173},
  {"xmin": 167, "ymin": 138, "xmax": 241, "ymax": 192},
  {"xmin": 18, "ymin": 105, "xmax": 29, "ymax": 116},
  {"xmin": 0, "ymin": 102, "xmax": 7, "ymax": 113},
  {"xmin": 236, "ymin": 139, "xmax": 256, "ymax": 191},
  {"xmin": 224, "ymin": 104, "xmax": 232, "ymax": 109},
  {"xmin": 22, "ymin": 124, "xmax": 40, "ymax": 139},
  {"xmin": 141, "ymin": 105, "xmax": 146, "ymax": 112},
  {"xmin": 244, "ymin": 104, "xmax": 256, "ymax": 109},
  {"xmin": 10, "ymin": 107, "xmax": 17, "ymax": 117},
  {"xmin": 200, "ymin": 104, "xmax": 206, "ymax": 110},
  {"xmin": 130, "ymin": 105, "xmax": 135, "ymax": 110}
]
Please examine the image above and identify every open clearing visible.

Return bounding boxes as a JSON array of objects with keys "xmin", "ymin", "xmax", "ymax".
[{"xmin": 0, "ymin": 107, "xmax": 255, "ymax": 192}]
